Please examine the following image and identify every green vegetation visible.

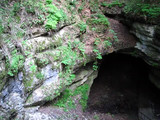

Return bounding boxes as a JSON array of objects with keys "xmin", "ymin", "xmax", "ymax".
[
  {"xmin": 58, "ymin": 40, "xmax": 86, "ymax": 85},
  {"xmin": 77, "ymin": 21, "xmax": 87, "ymax": 33},
  {"xmin": 74, "ymin": 84, "xmax": 90, "ymax": 110},
  {"xmin": 109, "ymin": 29, "xmax": 118, "ymax": 42},
  {"xmin": 89, "ymin": 14, "xmax": 110, "ymax": 27},
  {"xmin": 0, "ymin": 116, "xmax": 4, "ymax": 120},
  {"xmin": 93, "ymin": 61, "xmax": 98, "ymax": 71},
  {"xmin": 124, "ymin": 2, "xmax": 160, "ymax": 18},
  {"xmin": 101, "ymin": 0, "xmax": 123, "ymax": 8},
  {"xmin": 58, "ymin": 42, "xmax": 77, "ymax": 84},
  {"xmin": 0, "ymin": 21, "xmax": 3, "ymax": 36},
  {"xmin": 54, "ymin": 89, "xmax": 75, "ymax": 111},
  {"xmin": 6, "ymin": 50, "xmax": 24, "ymax": 76},
  {"xmin": 93, "ymin": 38, "xmax": 102, "ymax": 59},
  {"xmin": 46, "ymin": 0, "xmax": 52, "ymax": 4},
  {"xmin": 89, "ymin": 0, "xmax": 100, "ymax": 13},
  {"xmin": 24, "ymin": 78, "xmax": 34, "ymax": 92},
  {"xmin": 36, "ymin": 72, "xmax": 44, "ymax": 80},
  {"xmin": 101, "ymin": 0, "xmax": 160, "ymax": 20},
  {"xmin": 45, "ymin": 0, "xmax": 67, "ymax": 30},
  {"xmin": 54, "ymin": 84, "xmax": 90, "ymax": 111},
  {"xmin": 36, "ymin": 58, "xmax": 49, "ymax": 68},
  {"xmin": 0, "ymin": 0, "xmax": 67, "ymax": 78},
  {"xmin": 104, "ymin": 40, "xmax": 112, "ymax": 47},
  {"xmin": 93, "ymin": 48, "xmax": 102, "ymax": 60},
  {"xmin": 78, "ymin": 2, "xmax": 85, "ymax": 13},
  {"xmin": 87, "ymin": 13, "xmax": 110, "ymax": 33},
  {"xmin": 93, "ymin": 115, "xmax": 100, "ymax": 120},
  {"xmin": 30, "ymin": 63, "xmax": 37, "ymax": 73}
]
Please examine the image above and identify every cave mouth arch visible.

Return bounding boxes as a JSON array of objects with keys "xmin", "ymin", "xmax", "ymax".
[{"xmin": 87, "ymin": 53, "xmax": 160, "ymax": 120}]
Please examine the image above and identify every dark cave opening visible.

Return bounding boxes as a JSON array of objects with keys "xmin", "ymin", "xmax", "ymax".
[{"xmin": 87, "ymin": 53, "xmax": 160, "ymax": 120}]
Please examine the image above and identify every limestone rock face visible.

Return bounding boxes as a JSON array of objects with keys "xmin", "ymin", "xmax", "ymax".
[
  {"xmin": 24, "ymin": 112, "xmax": 55, "ymax": 120},
  {"xmin": 25, "ymin": 64, "xmax": 97, "ymax": 107},
  {"xmin": 131, "ymin": 23, "xmax": 160, "ymax": 66},
  {"xmin": 0, "ymin": 72, "xmax": 24, "ymax": 119},
  {"xmin": 25, "ymin": 64, "xmax": 60, "ymax": 106},
  {"xmin": 1, "ymin": 0, "xmax": 156, "ymax": 119},
  {"xmin": 129, "ymin": 23, "xmax": 160, "ymax": 88}
]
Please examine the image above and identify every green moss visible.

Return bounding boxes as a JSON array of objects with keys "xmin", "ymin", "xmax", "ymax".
[
  {"xmin": 54, "ymin": 84, "xmax": 90, "ymax": 111},
  {"xmin": 54, "ymin": 89, "xmax": 76, "ymax": 111},
  {"xmin": 0, "ymin": 70, "xmax": 6, "ymax": 80},
  {"xmin": 36, "ymin": 72, "xmax": 44, "ymax": 80},
  {"xmin": 0, "ymin": 75, "xmax": 6, "ymax": 92},
  {"xmin": 73, "ymin": 84, "xmax": 90, "ymax": 110},
  {"xmin": 35, "ymin": 58, "xmax": 49, "ymax": 68},
  {"xmin": 24, "ymin": 78, "xmax": 34, "ymax": 92}
]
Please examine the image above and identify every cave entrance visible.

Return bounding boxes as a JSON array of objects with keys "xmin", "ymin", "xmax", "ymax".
[{"xmin": 87, "ymin": 53, "xmax": 160, "ymax": 120}]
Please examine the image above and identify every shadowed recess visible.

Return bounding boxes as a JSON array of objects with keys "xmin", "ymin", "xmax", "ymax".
[{"xmin": 87, "ymin": 53, "xmax": 160, "ymax": 120}]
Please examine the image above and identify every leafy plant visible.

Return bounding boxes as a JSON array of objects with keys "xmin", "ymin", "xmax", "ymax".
[
  {"xmin": 77, "ymin": 21, "xmax": 87, "ymax": 33},
  {"xmin": 90, "ymin": 14, "xmax": 110, "ymax": 27},
  {"xmin": 93, "ymin": 48, "xmax": 102, "ymax": 60},
  {"xmin": 93, "ymin": 39, "xmax": 102, "ymax": 60},
  {"xmin": 124, "ymin": 1, "xmax": 160, "ymax": 18},
  {"xmin": 109, "ymin": 29, "xmax": 118, "ymax": 42},
  {"xmin": 7, "ymin": 54, "xmax": 24, "ymax": 76},
  {"xmin": 16, "ymin": 31, "xmax": 25, "ymax": 38},
  {"xmin": 45, "ymin": 3, "xmax": 66, "ymax": 31},
  {"xmin": 24, "ymin": 0, "xmax": 36, "ymax": 14},
  {"xmin": 104, "ymin": 40, "xmax": 112, "ymax": 47},
  {"xmin": 59, "ymin": 43, "xmax": 78, "ymax": 66},
  {"xmin": 78, "ymin": 2, "xmax": 85, "ymax": 13},
  {"xmin": 94, "ymin": 115, "xmax": 100, "ymax": 120},
  {"xmin": 0, "ymin": 21, "xmax": 3, "ymax": 36},
  {"xmin": 104, "ymin": 0, "xmax": 123, "ymax": 8},
  {"xmin": 93, "ymin": 61, "xmax": 98, "ymax": 71},
  {"xmin": 54, "ymin": 89, "xmax": 76, "ymax": 111},
  {"xmin": 46, "ymin": 0, "xmax": 52, "ymax": 4},
  {"xmin": 29, "ymin": 62, "xmax": 37, "ymax": 73},
  {"xmin": 74, "ymin": 84, "xmax": 89, "ymax": 110},
  {"xmin": 12, "ymin": 2, "xmax": 21, "ymax": 15}
]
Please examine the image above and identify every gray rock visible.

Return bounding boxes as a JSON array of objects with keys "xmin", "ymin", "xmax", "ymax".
[
  {"xmin": 131, "ymin": 23, "xmax": 160, "ymax": 67},
  {"xmin": 25, "ymin": 67, "xmax": 60, "ymax": 106},
  {"xmin": 24, "ymin": 112, "xmax": 56, "ymax": 120},
  {"xmin": 0, "ymin": 62, "xmax": 6, "ymax": 91},
  {"xmin": 0, "ymin": 72, "xmax": 25, "ymax": 119},
  {"xmin": 24, "ymin": 37, "xmax": 54, "ymax": 55}
]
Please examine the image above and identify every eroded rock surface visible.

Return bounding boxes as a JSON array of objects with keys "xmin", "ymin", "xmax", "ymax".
[{"xmin": 0, "ymin": 0, "xmax": 159, "ymax": 119}]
